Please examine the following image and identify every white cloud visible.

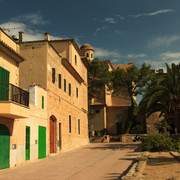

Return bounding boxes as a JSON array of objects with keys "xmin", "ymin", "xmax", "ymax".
[
  {"xmin": 0, "ymin": 22, "xmax": 62, "ymax": 41},
  {"xmin": 161, "ymin": 52, "xmax": 180, "ymax": 60},
  {"xmin": 104, "ymin": 18, "xmax": 116, "ymax": 24},
  {"xmin": 11, "ymin": 12, "xmax": 48, "ymax": 25},
  {"xmin": 127, "ymin": 53, "xmax": 147, "ymax": 59},
  {"xmin": 94, "ymin": 47, "xmax": 121, "ymax": 59},
  {"xmin": 148, "ymin": 35, "xmax": 180, "ymax": 48},
  {"xmin": 116, "ymin": 15, "xmax": 125, "ymax": 20},
  {"xmin": 129, "ymin": 9, "xmax": 174, "ymax": 18},
  {"xmin": 93, "ymin": 26, "xmax": 108, "ymax": 36}
]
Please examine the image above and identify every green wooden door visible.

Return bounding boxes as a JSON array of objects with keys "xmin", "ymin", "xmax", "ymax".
[
  {"xmin": 0, "ymin": 124, "xmax": 10, "ymax": 169},
  {"xmin": 38, "ymin": 126, "xmax": 46, "ymax": 159},
  {"xmin": 25, "ymin": 126, "xmax": 30, "ymax": 160},
  {"xmin": 0, "ymin": 66, "xmax": 9, "ymax": 101}
]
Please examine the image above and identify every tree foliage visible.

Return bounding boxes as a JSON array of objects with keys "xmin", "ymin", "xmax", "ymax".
[
  {"xmin": 88, "ymin": 58, "xmax": 111, "ymax": 99},
  {"xmin": 138, "ymin": 63, "xmax": 180, "ymax": 133},
  {"xmin": 111, "ymin": 63, "xmax": 153, "ymax": 99}
]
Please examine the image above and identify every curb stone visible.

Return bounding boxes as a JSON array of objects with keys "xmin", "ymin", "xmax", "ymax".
[{"xmin": 121, "ymin": 151, "xmax": 149, "ymax": 180}]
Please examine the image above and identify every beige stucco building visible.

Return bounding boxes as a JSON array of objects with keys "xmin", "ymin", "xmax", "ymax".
[
  {"xmin": 88, "ymin": 57, "xmax": 133, "ymax": 136},
  {"xmin": 19, "ymin": 32, "xmax": 89, "ymax": 153},
  {"xmin": 0, "ymin": 29, "xmax": 49, "ymax": 169}
]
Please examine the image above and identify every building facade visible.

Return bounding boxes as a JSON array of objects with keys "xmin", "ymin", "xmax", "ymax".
[
  {"xmin": 87, "ymin": 54, "xmax": 133, "ymax": 135},
  {"xmin": 19, "ymin": 32, "xmax": 89, "ymax": 153},
  {"xmin": 0, "ymin": 29, "xmax": 29, "ymax": 169}
]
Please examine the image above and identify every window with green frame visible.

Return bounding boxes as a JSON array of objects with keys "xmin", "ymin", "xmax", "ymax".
[
  {"xmin": 78, "ymin": 119, "xmax": 80, "ymax": 134},
  {"xmin": 0, "ymin": 66, "xmax": 9, "ymax": 101},
  {"xmin": 75, "ymin": 55, "xmax": 77, "ymax": 65},
  {"xmin": 69, "ymin": 83, "xmax": 71, "ymax": 96},
  {"xmin": 76, "ymin": 87, "xmax": 78, "ymax": 98},
  {"xmin": 64, "ymin": 79, "xmax": 66, "ymax": 92},
  {"xmin": 42, "ymin": 96, "xmax": 44, "ymax": 109},
  {"xmin": 58, "ymin": 74, "xmax": 61, "ymax": 89},
  {"xmin": 69, "ymin": 115, "xmax": 71, "ymax": 133},
  {"xmin": 52, "ymin": 68, "xmax": 55, "ymax": 83}
]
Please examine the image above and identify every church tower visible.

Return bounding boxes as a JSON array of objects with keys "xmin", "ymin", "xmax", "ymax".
[{"xmin": 80, "ymin": 43, "xmax": 94, "ymax": 61}]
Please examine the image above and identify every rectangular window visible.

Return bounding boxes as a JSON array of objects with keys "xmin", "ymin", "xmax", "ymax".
[
  {"xmin": 64, "ymin": 79, "xmax": 66, "ymax": 92},
  {"xmin": 69, "ymin": 83, "xmax": 71, "ymax": 96},
  {"xmin": 0, "ymin": 66, "xmax": 9, "ymax": 100},
  {"xmin": 69, "ymin": 115, "xmax": 71, "ymax": 133},
  {"xmin": 75, "ymin": 55, "xmax": 77, "ymax": 65},
  {"xmin": 42, "ymin": 96, "xmax": 44, "ymax": 109},
  {"xmin": 86, "ymin": 53, "xmax": 89, "ymax": 57},
  {"xmin": 76, "ymin": 87, "xmax": 78, "ymax": 98},
  {"xmin": 52, "ymin": 68, "xmax": 55, "ymax": 83},
  {"xmin": 78, "ymin": 119, "xmax": 80, "ymax": 134},
  {"xmin": 58, "ymin": 74, "xmax": 61, "ymax": 89}
]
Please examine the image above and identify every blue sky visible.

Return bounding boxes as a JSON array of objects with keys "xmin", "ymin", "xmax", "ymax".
[{"xmin": 1, "ymin": 0, "xmax": 180, "ymax": 70}]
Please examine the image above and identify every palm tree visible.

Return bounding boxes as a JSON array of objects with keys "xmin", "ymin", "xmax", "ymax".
[{"xmin": 138, "ymin": 63, "xmax": 180, "ymax": 134}]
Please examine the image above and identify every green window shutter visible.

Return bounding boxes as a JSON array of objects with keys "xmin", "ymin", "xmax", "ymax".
[
  {"xmin": 64, "ymin": 79, "xmax": 66, "ymax": 92},
  {"xmin": 69, "ymin": 83, "xmax": 71, "ymax": 96},
  {"xmin": 42, "ymin": 96, "xmax": 44, "ymax": 109},
  {"xmin": 69, "ymin": 115, "xmax": 71, "ymax": 133},
  {"xmin": 78, "ymin": 119, "xmax": 80, "ymax": 134},
  {"xmin": 76, "ymin": 87, "xmax": 78, "ymax": 98},
  {"xmin": 58, "ymin": 74, "xmax": 61, "ymax": 89},
  {"xmin": 0, "ymin": 66, "xmax": 9, "ymax": 101},
  {"xmin": 25, "ymin": 126, "xmax": 30, "ymax": 160},
  {"xmin": 52, "ymin": 68, "xmax": 55, "ymax": 83},
  {"xmin": 75, "ymin": 55, "xmax": 77, "ymax": 65}
]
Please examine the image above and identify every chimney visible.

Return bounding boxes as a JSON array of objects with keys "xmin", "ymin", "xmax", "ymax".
[
  {"xmin": 44, "ymin": 32, "xmax": 50, "ymax": 41},
  {"xmin": 19, "ymin": 32, "xmax": 24, "ymax": 43}
]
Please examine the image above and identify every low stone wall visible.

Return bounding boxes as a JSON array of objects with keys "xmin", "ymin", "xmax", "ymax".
[{"xmin": 120, "ymin": 134, "xmax": 147, "ymax": 142}]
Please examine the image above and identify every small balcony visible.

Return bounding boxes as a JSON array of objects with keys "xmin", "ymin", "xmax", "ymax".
[{"xmin": 0, "ymin": 83, "xmax": 29, "ymax": 119}]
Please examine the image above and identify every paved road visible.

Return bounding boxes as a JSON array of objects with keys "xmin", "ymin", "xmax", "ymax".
[{"xmin": 0, "ymin": 142, "xmax": 141, "ymax": 180}]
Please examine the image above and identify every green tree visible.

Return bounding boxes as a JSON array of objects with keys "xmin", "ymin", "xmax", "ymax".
[
  {"xmin": 111, "ymin": 63, "xmax": 153, "ymax": 100},
  {"xmin": 138, "ymin": 63, "xmax": 180, "ymax": 134},
  {"xmin": 88, "ymin": 58, "xmax": 111, "ymax": 99},
  {"xmin": 111, "ymin": 63, "xmax": 153, "ymax": 133}
]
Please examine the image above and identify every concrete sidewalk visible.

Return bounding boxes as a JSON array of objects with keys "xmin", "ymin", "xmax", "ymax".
[{"xmin": 0, "ymin": 142, "xmax": 141, "ymax": 180}]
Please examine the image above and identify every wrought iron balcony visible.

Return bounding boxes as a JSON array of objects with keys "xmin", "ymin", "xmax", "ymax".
[{"xmin": 0, "ymin": 83, "xmax": 29, "ymax": 107}]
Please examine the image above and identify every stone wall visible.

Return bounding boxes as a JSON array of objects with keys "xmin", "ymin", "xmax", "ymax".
[{"xmin": 146, "ymin": 112, "xmax": 162, "ymax": 134}]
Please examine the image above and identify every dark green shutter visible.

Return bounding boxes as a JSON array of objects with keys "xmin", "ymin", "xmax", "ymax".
[
  {"xmin": 25, "ymin": 126, "xmax": 30, "ymax": 160},
  {"xmin": 69, "ymin": 83, "xmax": 71, "ymax": 96},
  {"xmin": 58, "ymin": 74, "xmax": 61, "ymax": 89},
  {"xmin": 75, "ymin": 55, "xmax": 77, "ymax": 65},
  {"xmin": 0, "ymin": 66, "xmax": 9, "ymax": 101},
  {"xmin": 64, "ymin": 79, "xmax": 66, "ymax": 92},
  {"xmin": 76, "ymin": 87, "xmax": 78, "ymax": 98},
  {"xmin": 42, "ymin": 96, "xmax": 44, "ymax": 109},
  {"xmin": 78, "ymin": 119, "xmax": 80, "ymax": 134},
  {"xmin": 69, "ymin": 115, "xmax": 71, "ymax": 133},
  {"xmin": 52, "ymin": 68, "xmax": 55, "ymax": 83},
  {"xmin": 0, "ymin": 124, "xmax": 10, "ymax": 169},
  {"xmin": 38, "ymin": 126, "xmax": 46, "ymax": 159}
]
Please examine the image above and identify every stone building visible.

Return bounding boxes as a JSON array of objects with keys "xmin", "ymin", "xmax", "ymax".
[
  {"xmin": 0, "ymin": 28, "xmax": 50, "ymax": 169},
  {"xmin": 86, "ymin": 44, "xmax": 133, "ymax": 135},
  {"xmin": 19, "ymin": 32, "xmax": 89, "ymax": 153}
]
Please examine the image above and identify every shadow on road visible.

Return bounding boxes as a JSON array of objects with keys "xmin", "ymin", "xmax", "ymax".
[
  {"xmin": 87, "ymin": 142, "xmax": 141, "ymax": 152},
  {"xmin": 102, "ymin": 172, "xmax": 121, "ymax": 180}
]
